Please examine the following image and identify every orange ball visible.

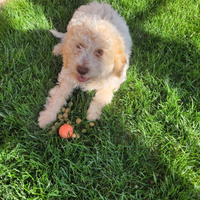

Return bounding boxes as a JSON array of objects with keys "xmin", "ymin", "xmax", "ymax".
[{"xmin": 59, "ymin": 124, "xmax": 73, "ymax": 138}]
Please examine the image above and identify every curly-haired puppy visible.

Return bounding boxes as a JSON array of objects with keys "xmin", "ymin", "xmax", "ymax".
[{"xmin": 38, "ymin": 1, "xmax": 132, "ymax": 128}]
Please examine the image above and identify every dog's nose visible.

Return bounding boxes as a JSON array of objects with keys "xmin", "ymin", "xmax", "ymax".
[{"xmin": 77, "ymin": 65, "xmax": 89, "ymax": 75}]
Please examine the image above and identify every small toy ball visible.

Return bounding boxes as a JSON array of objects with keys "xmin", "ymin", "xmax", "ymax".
[
  {"xmin": 63, "ymin": 113, "xmax": 68, "ymax": 119},
  {"xmin": 58, "ymin": 114, "xmax": 63, "ymax": 121},
  {"xmin": 59, "ymin": 124, "xmax": 73, "ymax": 138},
  {"xmin": 76, "ymin": 118, "xmax": 81, "ymax": 124},
  {"xmin": 89, "ymin": 122, "xmax": 95, "ymax": 127},
  {"xmin": 65, "ymin": 108, "xmax": 70, "ymax": 113},
  {"xmin": 71, "ymin": 134, "xmax": 76, "ymax": 139},
  {"xmin": 66, "ymin": 120, "xmax": 71, "ymax": 125},
  {"xmin": 72, "ymin": 133, "xmax": 80, "ymax": 139},
  {"xmin": 51, "ymin": 126, "xmax": 57, "ymax": 131}
]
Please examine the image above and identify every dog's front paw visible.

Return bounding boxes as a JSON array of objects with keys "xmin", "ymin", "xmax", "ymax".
[
  {"xmin": 38, "ymin": 110, "xmax": 57, "ymax": 129},
  {"xmin": 86, "ymin": 111, "xmax": 101, "ymax": 121},
  {"xmin": 86, "ymin": 101, "xmax": 102, "ymax": 121}
]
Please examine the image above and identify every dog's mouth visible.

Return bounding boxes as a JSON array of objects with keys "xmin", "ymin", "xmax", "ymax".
[{"xmin": 76, "ymin": 75, "xmax": 90, "ymax": 82}]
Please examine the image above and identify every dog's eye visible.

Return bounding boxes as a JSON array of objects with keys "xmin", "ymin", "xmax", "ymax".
[
  {"xmin": 96, "ymin": 49, "xmax": 103, "ymax": 57},
  {"xmin": 77, "ymin": 44, "xmax": 83, "ymax": 49}
]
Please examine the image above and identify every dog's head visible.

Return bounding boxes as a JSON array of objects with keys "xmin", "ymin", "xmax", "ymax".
[{"xmin": 52, "ymin": 11, "xmax": 127, "ymax": 83}]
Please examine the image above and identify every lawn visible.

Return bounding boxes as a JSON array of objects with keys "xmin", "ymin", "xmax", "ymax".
[{"xmin": 0, "ymin": 0, "xmax": 200, "ymax": 199}]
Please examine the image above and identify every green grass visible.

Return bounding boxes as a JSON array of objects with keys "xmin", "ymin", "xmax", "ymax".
[{"xmin": 0, "ymin": 0, "xmax": 200, "ymax": 199}]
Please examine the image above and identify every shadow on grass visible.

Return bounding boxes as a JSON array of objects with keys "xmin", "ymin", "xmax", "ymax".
[{"xmin": 0, "ymin": 0, "xmax": 200, "ymax": 198}]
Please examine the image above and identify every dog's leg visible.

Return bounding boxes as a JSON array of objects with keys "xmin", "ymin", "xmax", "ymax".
[
  {"xmin": 86, "ymin": 86, "xmax": 116, "ymax": 121},
  {"xmin": 38, "ymin": 75, "xmax": 76, "ymax": 128}
]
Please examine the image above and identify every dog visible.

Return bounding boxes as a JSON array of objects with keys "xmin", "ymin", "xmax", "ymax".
[{"xmin": 38, "ymin": 1, "xmax": 132, "ymax": 128}]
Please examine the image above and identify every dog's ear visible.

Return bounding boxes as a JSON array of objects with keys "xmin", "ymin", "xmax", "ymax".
[
  {"xmin": 62, "ymin": 44, "xmax": 68, "ymax": 69},
  {"xmin": 52, "ymin": 43, "xmax": 64, "ymax": 56},
  {"xmin": 113, "ymin": 51, "xmax": 127, "ymax": 78},
  {"xmin": 52, "ymin": 41, "xmax": 69, "ymax": 69}
]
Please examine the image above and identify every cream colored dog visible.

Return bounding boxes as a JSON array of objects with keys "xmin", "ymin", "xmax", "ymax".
[{"xmin": 38, "ymin": 1, "xmax": 132, "ymax": 128}]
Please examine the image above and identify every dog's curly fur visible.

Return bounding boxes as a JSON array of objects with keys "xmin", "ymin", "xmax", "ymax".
[{"xmin": 38, "ymin": 1, "xmax": 132, "ymax": 128}]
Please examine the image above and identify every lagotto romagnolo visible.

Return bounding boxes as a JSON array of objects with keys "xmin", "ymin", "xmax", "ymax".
[{"xmin": 38, "ymin": 1, "xmax": 132, "ymax": 128}]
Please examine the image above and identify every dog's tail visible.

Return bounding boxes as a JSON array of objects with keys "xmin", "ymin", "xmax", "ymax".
[
  {"xmin": 49, "ymin": 30, "xmax": 65, "ymax": 56},
  {"xmin": 49, "ymin": 30, "xmax": 65, "ymax": 39}
]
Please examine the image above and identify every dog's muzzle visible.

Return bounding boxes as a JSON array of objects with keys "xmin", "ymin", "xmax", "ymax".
[
  {"xmin": 77, "ymin": 65, "xmax": 89, "ymax": 75},
  {"xmin": 76, "ymin": 75, "xmax": 90, "ymax": 82}
]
